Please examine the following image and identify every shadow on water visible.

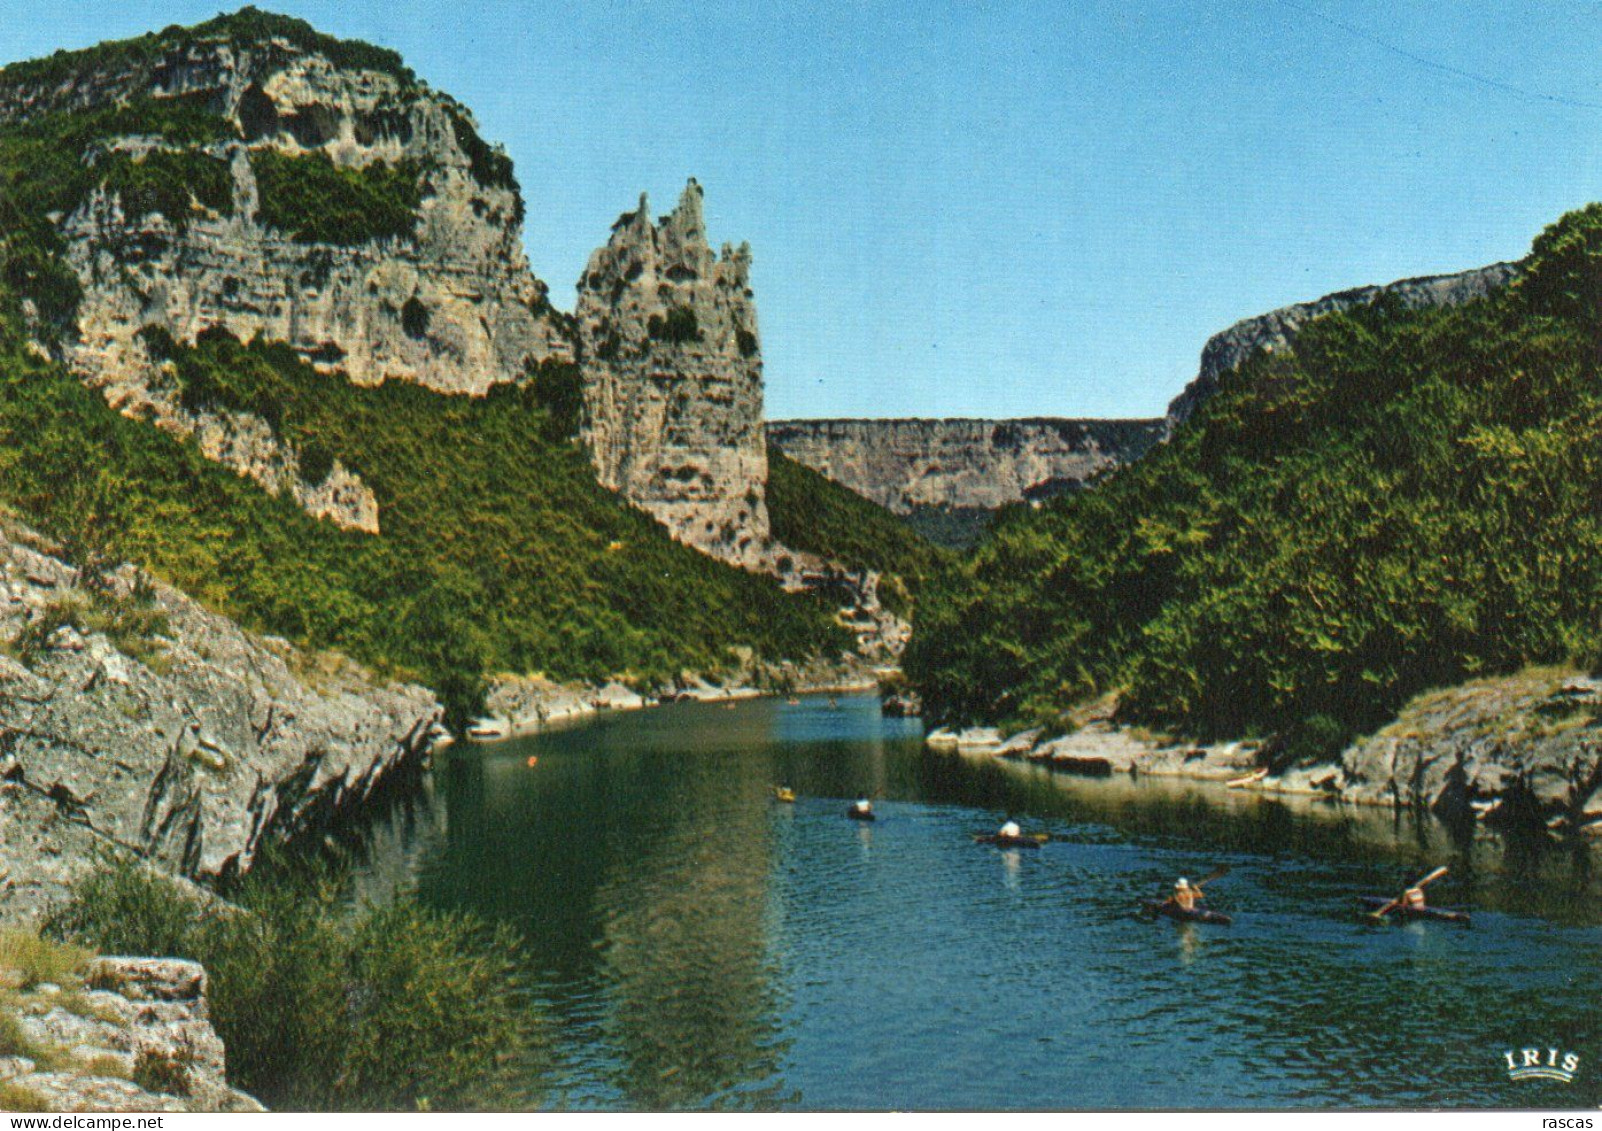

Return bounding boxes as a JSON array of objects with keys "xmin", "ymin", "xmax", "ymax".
[{"xmin": 350, "ymin": 694, "xmax": 1602, "ymax": 1110}]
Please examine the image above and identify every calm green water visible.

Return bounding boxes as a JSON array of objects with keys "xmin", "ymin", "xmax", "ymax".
[{"xmin": 356, "ymin": 694, "xmax": 1602, "ymax": 1110}]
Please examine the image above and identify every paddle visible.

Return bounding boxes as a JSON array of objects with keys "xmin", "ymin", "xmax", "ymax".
[{"xmin": 1367, "ymin": 865, "xmax": 1449, "ymax": 922}]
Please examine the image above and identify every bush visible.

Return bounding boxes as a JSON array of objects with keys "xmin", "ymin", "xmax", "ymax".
[
  {"xmin": 133, "ymin": 1045, "xmax": 195, "ymax": 1097},
  {"xmin": 96, "ymin": 150, "xmax": 233, "ymax": 231},
  {"xmin": 47, "ymin": 859, "xmax": 536, "ymax": 1111},
  {"xmin": 0, "ymin": 929, "xmax": 90, "ymax": 989},
  {"xmin": 908, "ymin": 204, "xmax": 1602, "ymax": 738},
  {"xmin": 525, "ymin": 358, "xmax": 583, "ymax": 440},
  {"xmin": 646, "ymin": 305, "xmax": 700, "ymax": 344},
  {"xmin": 251, "ymin": 150, "xmax": 421, "ymax": 246}
]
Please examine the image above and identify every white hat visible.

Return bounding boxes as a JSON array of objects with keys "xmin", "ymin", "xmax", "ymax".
[{"xmin": 1176, "ymin": 877, "xmax": 1189, "ymax": 886}]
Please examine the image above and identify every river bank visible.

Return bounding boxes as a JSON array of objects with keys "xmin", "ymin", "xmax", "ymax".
[
  {"xmin": 343, "ymin": 692, "xmax": 1602, "ymax": 1108},
  {"xmin": 926, "ymin": 665, "xmax": 1602, "ymax": 839},
  {"xmin": 463, "ymin": 654, "xmax": 889, "ymax": 742}
]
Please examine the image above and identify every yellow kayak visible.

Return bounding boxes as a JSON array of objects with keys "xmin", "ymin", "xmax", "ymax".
[{"xmin": 773, "ymin": 787, "xmax": 797, "ymax": 803}]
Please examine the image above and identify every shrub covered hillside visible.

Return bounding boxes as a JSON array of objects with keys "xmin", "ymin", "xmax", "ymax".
[
  {"xmin": 907, "ymin": 205, "xmax": 1602, "ymax": 747},
  {"xmin": 766, "ymin": 451, "xmax": 951, "ymax": 619},
  {"xmin": 0, "ymin": 9, "xmax": 956, "ymax": 722},
  {"xmin": 0, "ymin": 329, "xmax": 849, "ymax": 722}
]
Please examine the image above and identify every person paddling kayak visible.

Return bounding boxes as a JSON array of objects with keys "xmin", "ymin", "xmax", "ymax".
[
  {"xmin": 999, "ymin": 819, "xmax": 1021, "ymax": 839},
  {"xmin": 847, "ymin": 797, "xmax": 875, "ymax": 820},
  {"xmin": 1172, "ymin": 877, "xmax": 1202, "ymax": 912}
]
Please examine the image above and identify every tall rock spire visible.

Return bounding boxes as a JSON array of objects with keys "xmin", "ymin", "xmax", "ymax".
[{"xmin": 575, "ymin": 179, "xmax": 771, "ymax": 568}]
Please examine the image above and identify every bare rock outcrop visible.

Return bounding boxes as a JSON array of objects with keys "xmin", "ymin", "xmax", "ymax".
[
  {"xmin": 1165, "ymin": 262, "xmax": 1520, "ymax": 427},
  {"xmin": 765, "ymin": 417, "xmax": 1164, "ymax": 514},
  {"xmin": 576, "ymin": 180, "xmax": 771, "ymax": 568},
  {"xmin": 0, "ymin": 523, "xmax": 441, "ymax": 923},
  {"xmin": 1336, "ymin": 669, "xmax": 1602, "ymax": 833},
  {"xmin": 0, "ymin": 957, "xmax": 262, "ymax": 1113},
  {"xmin": 0, "ymin": 18, "xmax": 569, "ymax": 532},
  {"xmin": 33, "ymin": 31, "xmax": 568, "ymax": 397}
]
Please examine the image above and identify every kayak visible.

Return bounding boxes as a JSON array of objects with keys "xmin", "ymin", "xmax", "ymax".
[
  {"xmin": 845, "ymin": 807, "xmax": 876, "ymax": 821},
  {"xmin": 1141, "ymin": 899, "xmax": 1233, "ymax": 926},
  {"xmin": 974, "ymin": 833, "xmax": 1046, "ymax": 849},
  {"xmin": 1359, "ymin": 895, "xmax": 1471, "ymax": 925},
  {"xmin": 773, "ymin": 787, "xmax": 796, "ymax": 803}
]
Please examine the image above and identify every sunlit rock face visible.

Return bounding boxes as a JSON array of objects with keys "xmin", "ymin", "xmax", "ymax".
[
  {"xmin": 0, "ymin": 20, "xmax": 569, "ymax": 531},
  {"xmin": 1165, "ymin": 262, "xmax": 1520, "ymax": 427},
  {"xmin": 22, "ymin": 32, "xmax": 568, "ymax": 396},
  {"xmin": 765, "ymin": 417, "xmax": 1165, "ymax": 514},
  {"xmin": 575, "ymin": 180, "xmax": 772, "ymax": 569}
]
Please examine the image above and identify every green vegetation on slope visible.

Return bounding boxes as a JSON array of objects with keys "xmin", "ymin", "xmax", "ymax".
[
  {"xmin": 766, "ymin": 451, "xmax": 949, "ymax": 618},
  {"xmin": 98, "ymin": 149, "xmax": 234, "ymax": 231},
  {"xmin": 48, "ymin": 859, "xmax": 535, "ymax": 1111},
  {"xmin": 0, "ymin": 330, "xmax": 845, "ymax": 721},
  {"xmin": 251, "ymin": 150, "xmax": 423, "ymax": 245},
  {"xmin": 0, "ymin": 7, "xmax": 415, "ymax": 101},
  {"xmin": 908, "ymin": 204, "xmax": 1602, "ymax": 746},
  {"xmin": 0, "ymin": 93, "xmax": 237, "ymax": 341}
]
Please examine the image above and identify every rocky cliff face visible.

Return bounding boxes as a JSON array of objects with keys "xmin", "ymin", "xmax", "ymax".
[
  {"xmin": 0, "ymin": 522, "xmax": 440, "ymax": 924},
  {"xmin": 1165, "ymin": 262, "xmax": 1520, "ymax": 426},
  {"xmin": 0, "ymin": 15, "xmax": 568, "ymax": 531},
  {"xmin": 1334, "ymin": 668, "xmax": 1602, "ymax": 834},
  {"xmin": 765, "ymin": 417, "xmax": 1165, "ymax": 514},
  {"xmin": 26, "ymin": 28, "xmax": 567, "ymax": 395},
  {"xmin": 575, "ymin": 181, "xmax": 771, "ymax": 568},
  {"xmin": 0, "ymin": 957, "xmax": 262, "ymax": 1113}
]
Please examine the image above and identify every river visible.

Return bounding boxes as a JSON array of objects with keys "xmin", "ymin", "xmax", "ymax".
[{"xmin": 352, "ymin": 693, "xmax": 1602, "ymax": 1110}]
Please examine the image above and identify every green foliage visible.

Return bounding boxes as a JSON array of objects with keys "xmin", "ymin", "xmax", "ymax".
[
  {"xmin": 647, "ymin": 305, "xmax": 700, "ymax": 344},
  {"xmin": 48, "ymin": 859, "xmax": 533, "ymax": 1111},
  {"xmin": 525, "ymin": 357, "xmax": 584, "ymax": 441},
  {"xmin": 766, "ymin": 452, "xmax": 949, "ymax": 619},
  {"xmin": 251, "ymin": 150, "xmax": 422, "ymax": 245},
  {"xmin": 0, "ymin": 329, "xmax": 845, "ymax": 724},
  {"xmin": 909, "ymin": 204, "xmax": 1602, "ymax": 739},
  {"xmin": 132, "ymin": 1046, "xmax": 194, "ymax": 1097},
  {"xmin": 0, "ymin": 7, "xmax": 415, "ymax": 100},
  {"xmin": 446, "ymin": 107, "xmax": 515, "ymax": 192},
  {"xmin": 97, "ymin": 149, "xmax": 233, "ymax": 230}
]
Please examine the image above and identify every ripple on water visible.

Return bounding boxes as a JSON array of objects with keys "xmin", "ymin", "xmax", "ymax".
[{"xmin": 355, "ymin": 695, "xmax": 1602, "ymax": 1110}]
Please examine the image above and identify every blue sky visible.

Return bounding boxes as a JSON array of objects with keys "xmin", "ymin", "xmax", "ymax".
[{"xmin": 4, "ymin": 2, "xmax": 1602, "ymax": 420}]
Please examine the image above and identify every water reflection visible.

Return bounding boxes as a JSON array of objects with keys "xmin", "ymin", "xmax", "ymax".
[{"xmin": 349, "ymin": 694, "xmax": 1602, "ymax": 1110}]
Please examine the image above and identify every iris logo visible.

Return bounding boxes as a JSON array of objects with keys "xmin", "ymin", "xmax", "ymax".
[{"xmin": 1503, "ymin": 1047, "xmax": 1580, "ymax": 1083}]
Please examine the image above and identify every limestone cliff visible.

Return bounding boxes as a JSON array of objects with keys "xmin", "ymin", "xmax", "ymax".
[
  {"xmin": 1165, "ymin": 262, "xmax": 1520, "ymax": 426},
  {"xmin": 576, "ymin": 181, "xmax": 771, "ymax": 568},
  {"xmin": 0, "ymin": 521, "xmax": 440, "ymax": 924},
  {"xmin": 0, "ymin": 957, "xmax": 263, "ymax": 1113},
  {"xmin": 21, "ymin": 20, "xmax": 567, "ymax": 394},
  {"xmin": 0, "ymin": 12, "xmax": 568, "ymax": 531},
  {"xmin": 765, "ymin": 417, "xmax": 1164, "ymax": 514}
]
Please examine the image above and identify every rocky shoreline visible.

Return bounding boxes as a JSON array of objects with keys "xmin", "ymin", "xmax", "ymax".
[
  {"xmin": 464, "ymin": 655, "xmax": 887, "ymax": 743},
  {"xmin": 0, "ymin": 522, "xmax": 442, "ymax": 927},
  {"xmin": 928, "ymin": 666, "xmax": 1602, "ymax": 839}
]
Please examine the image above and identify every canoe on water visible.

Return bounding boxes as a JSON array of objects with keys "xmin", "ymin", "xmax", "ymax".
[
  {"xmin": 1359, "ymin": 895, "xmax": 1471, "ymax": 925},
  {"xmin": 973, "ymin": 833, "xmax": 1048, "ymax": 849},
  {"xmin": 773, "ymin": 787, "xmax": 797, "ymax": 803},
  {"xmin": 1140, "ymin": 899, "xmax": 1233, "ymax": 926},
  {"xmin": 845, "ymin": 807, "xmax": 876, "ymax": 821}
]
